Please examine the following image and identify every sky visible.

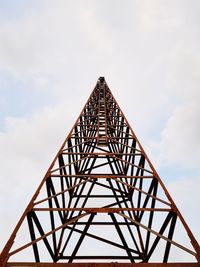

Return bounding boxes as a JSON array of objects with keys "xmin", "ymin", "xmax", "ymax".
[{"xmin": 0, "ymin": 0, "xmax": 200, "ymax": 260}]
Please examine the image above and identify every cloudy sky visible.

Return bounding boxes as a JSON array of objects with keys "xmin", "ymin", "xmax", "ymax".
[{"xmin": 0, "ymin": 0, "xmax": 200, "ymax": 257}]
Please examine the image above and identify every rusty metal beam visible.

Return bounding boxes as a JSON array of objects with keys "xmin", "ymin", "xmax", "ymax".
[
  {"xmin": 5, "ymin": 263, "xmax": 200, "ymax": 267},
  {"xmin": 32, "ymin": 208, "xmax": 171, "ymax": 212}
]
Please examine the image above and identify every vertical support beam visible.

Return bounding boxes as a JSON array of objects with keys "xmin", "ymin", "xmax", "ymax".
[
  {"xmin": 68, "ymin": 213, "xmax": 96, "ymax": 262},
  {"xmin": 27, "ymin": 213, "xmax": 40, "ymax": 262},
  {"xmin": 163, "ymin": 213, "xmax": 177, "ymax": 262},
  {"xmin": 109, "ymin": 213, "xmax": 135, "ymax": 262}
]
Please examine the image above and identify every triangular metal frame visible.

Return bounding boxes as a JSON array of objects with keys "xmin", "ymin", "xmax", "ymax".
[{"xmin": 0, "ymin": 77, "xmax": 200, "ymax": 267}]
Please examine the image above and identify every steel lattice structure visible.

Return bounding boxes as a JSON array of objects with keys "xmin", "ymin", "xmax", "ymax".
[{"xmin": 0, "ymin": 77, "xmax": 200, "ymax": 267}]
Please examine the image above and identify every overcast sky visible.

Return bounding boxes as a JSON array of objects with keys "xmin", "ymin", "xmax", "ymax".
[{"xmin": 0, "ymin": 0, "xmax": 200, "ymax": 259}]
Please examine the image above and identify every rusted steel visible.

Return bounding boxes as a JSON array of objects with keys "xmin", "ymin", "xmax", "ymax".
[
  {"xmin": 50, "ymin": 174, "xmax": 154, "ymax": 178},
  {"xmin": 0, "ymin": 77, "xmax": 199, "ymax": 266},
  {"xmin": 5, "ymin": 263, "xmax": 200, "ymax": 267},
  {"xmin": 8, "ymin": 213, "xmax": 89, "ymax": 257},
  {"xmin": 32, "ymin": 207, "xmax": 171, "ymax": 212},
  {"xmin": 117, "ymin": 213, "xmax": 195, "ymax": 256}
]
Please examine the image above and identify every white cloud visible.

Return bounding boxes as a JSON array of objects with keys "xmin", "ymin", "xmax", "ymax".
[
  {"xmin": 0, "ymin": 104, "xmax": 77, "ymax": 248},
  {"xmin": 160, "ymin": 103, "xmax": 200, "ymax": 167},
  {"xmin": 148, "ymin": 101, "xmax": 200, "ymax": 170}
]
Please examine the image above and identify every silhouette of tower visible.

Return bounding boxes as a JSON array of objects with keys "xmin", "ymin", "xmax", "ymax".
[{"xmin": 0, "ymin": 77, "xmax": 200, "ymax": 267}]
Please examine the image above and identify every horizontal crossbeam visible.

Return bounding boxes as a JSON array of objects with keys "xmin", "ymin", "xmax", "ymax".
[
  {"xmin": 6, "ymin": 262, "xmax": 200, "ymax": 267},
  {"xmin": 32, "ymin": 208, "xmax": 171, "ymax": 212}
]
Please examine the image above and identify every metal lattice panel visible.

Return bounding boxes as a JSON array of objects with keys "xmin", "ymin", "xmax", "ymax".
[{"xmin": 0, "ymin": 78, "xmax": 200, "ymax": 267}]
